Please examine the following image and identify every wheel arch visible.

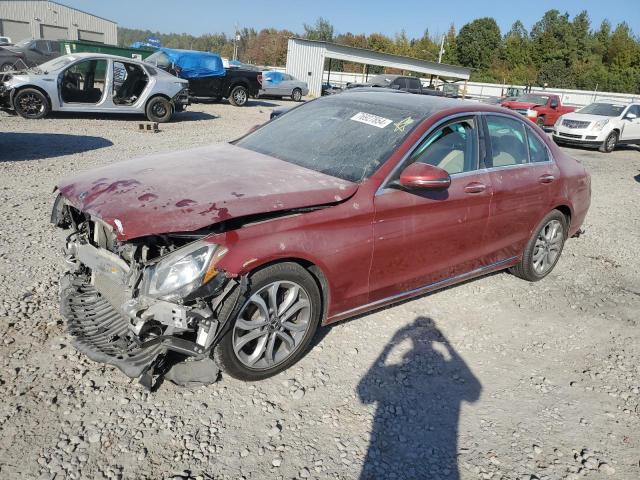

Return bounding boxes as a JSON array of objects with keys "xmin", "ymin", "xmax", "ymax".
[
  {"xmin": 145, "ymin": 93, "xmax": 171, "ymax": 107},
  {"xmin": 552, "ymin": 204, "xmax": 572, "ymax": 231},
  {"xmin": 225, "ymin": 80, "xmax": 250, "ymax": 97},
  {"xmin": 11, "ymin": 84, "xmax": 52, "ymax": 107},
  {"xmin": 239, "ymin": 257, "xmax": 330, "ymax": 323}
]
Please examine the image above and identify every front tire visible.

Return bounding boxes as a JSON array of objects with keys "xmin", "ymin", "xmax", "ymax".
[
  {"xmin": 145, "ymin": 96, "xmax": 173, "ymax": 123},
  {"xmin": 599, "ymin": 130, "xmax": 618, "ymax": 153},
  {"xmin": 510, "ymin": 210, "xmax": 567, "ymax": 282},
  {"xmin": 1, "ymin": 62, "xmax": 14, "ymax": 73},
  {"xmin": 214, "ymin": 262, "xmax": 322, "ymax": 381},
  {"xmin": 228, "ymin": 85, "xmax": 249, "ymax": 106},
  {"xmin": 291, "ymin": 88, "xmax": 303, "ymax": 102},
  {"xmin": 13, "ymin": 88, "xmax": 50, "ymax": 119},
  {"xmin": 536, "ymin": 116, "xmax": 545, "ymax": 128}
]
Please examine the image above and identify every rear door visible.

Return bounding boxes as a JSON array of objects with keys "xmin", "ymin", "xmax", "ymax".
[
  {"xmin": 481, "ymin": 114, "xmax": 559, "ymax": 263},
  {"xmin": 369, "ymin": 115, "xmax": 494, "ymax": 302}
]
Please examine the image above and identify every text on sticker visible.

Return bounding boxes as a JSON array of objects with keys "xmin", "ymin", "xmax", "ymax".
[{"xmin": 350, "ymin": 112, "xmax": 393, "ymax": 129}]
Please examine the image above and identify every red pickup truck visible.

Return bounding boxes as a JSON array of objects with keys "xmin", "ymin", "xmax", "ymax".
[{"xmin": 501, "ymin": 94, "xmax": 576, "ymax": 127}]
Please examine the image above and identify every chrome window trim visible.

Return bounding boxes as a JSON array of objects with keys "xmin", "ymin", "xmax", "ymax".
[
  {"xmin": 480, "ymin": 111, "xmax": 555, "ymax": 166},
  {"xmin": 376, "ymin": 110, "xmax": 558, "ymax": 197}
]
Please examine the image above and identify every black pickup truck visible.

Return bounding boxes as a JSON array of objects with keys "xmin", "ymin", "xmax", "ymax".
[
  {"xmin": 347, "ymin": 74, "xmax": 445, "ymax": 97},
  {"xmin": 145, "ymin": 50, "xmax": 261, "ymax": 106}
]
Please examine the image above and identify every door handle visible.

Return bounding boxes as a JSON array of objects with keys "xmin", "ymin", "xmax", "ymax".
[
  {"xmin": 464, "ymin": 182, "xmax": 486, "ymax": 193},
  {"xmin": 539, "ymin": 174, "xmax": 555, "ymax": 184}
]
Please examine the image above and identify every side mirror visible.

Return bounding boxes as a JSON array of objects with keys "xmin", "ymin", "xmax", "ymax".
[
  {"xmin": 626, "ymin": 112, "xmax": 637, "ymax": 120},
  {"xmin": 399, "ymin": 163, "xmax": 451, "ymax": 190},
  {"xmin": 550, "ymin": 100, "xmax": 558, "ymax": 109}
]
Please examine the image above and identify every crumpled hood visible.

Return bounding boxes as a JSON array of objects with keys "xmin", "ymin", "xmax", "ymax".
[{"xmin": 57, "ymin": 143, "xmax": 358, "ymax": 240}]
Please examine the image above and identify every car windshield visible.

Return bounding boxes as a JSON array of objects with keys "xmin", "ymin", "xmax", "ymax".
[
  {"xmin": 236, "ymin": 94, "xmax": 426, "ymax": 182},
  {"xmin": 514, "ymin": 95, "xmax": 549, "ymax": 105},
  {"xmin": 37, "ymin": 56, "xmax": 75, "ymax": 73},
  {"xmin": 577, "ymin": 102, "xmax": 626, "ymax": 117}
]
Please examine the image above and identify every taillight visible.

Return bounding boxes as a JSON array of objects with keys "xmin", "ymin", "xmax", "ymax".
[{"xmin": 257, "ymin": 74, "xmax": 262, "ymax": 85}]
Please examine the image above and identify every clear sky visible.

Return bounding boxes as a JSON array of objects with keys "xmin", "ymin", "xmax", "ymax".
[{"xmin": 61, "ymin": 0, "xmax": 639, "ymax": 38}]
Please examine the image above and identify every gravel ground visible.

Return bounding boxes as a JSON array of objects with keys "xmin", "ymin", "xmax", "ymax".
[{"xmin": 0, "ymin": 100, "xmax": 639, "ymax": 480}]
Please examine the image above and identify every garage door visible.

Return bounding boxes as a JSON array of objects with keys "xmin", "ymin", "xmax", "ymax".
[
  {"xmin": 0, "ymin": 19, "xmax": 31, "ymax": 42},
  {"xmin": 40, "ymin": 24, "xmax": 68, "ymax": 40},
  {"xmin": 78, "ymin": 30, "xmax": 104, "ymax": 43}
]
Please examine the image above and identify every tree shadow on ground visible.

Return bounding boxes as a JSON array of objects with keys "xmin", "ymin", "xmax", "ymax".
[
  {"xmin": 0, "ymin": 132, "xmax": 113, "ymax": 162},
  {"xmin": 357, "ymin": 316, "xmax": 481, "ymax": 479},
  {"xmin": 634, "ymin": 172, "xmax": 640, "ymax": 183}
]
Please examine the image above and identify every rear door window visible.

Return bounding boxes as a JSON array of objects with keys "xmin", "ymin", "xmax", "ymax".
[
  {"xmin": 486, "ymin": 115, "xmax": 529, "ymax": 167},
  {"xmin": 526, "ymin": 130, "xmax": 550, "ymax": 163}
]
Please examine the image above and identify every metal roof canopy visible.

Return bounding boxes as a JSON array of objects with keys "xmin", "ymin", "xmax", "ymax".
[{"xmin": 285, "ymin": 37, "xmax": 471, "ymax": 97}]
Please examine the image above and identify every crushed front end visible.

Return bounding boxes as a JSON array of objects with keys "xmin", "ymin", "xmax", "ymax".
[{"xmin": 52, "ymin": 195, "xmax": 243, "ymax": 389}]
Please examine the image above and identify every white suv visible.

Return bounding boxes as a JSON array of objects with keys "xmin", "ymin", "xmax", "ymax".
[{"xmin": 552, "ymin": 101, "xmax": 640, "ymax": 153}]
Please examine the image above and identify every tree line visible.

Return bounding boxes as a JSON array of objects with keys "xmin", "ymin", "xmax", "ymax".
[{"xmin": 118, "ymin": 9, "xmax": 640, "ymax": 93}]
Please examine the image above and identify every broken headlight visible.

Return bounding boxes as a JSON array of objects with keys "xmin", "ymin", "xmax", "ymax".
[{"xmin": 144, "ymin": 240, "xmax": 227, "ymax": 301}]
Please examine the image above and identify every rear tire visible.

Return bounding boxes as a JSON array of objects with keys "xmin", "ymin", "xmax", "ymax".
[
  {"xmin": 13, "ymin": 88, "xmax": 50, "ymax": 119},
  {"xmin": 291, "ymin": 88, "xmax": 302, "ymax": 102},
  {"xmin": 1, "ymin": 62, "xmax": 14, "ymax": 73},
  {"xmin": 214, "ymin": 262, "xmax": 322, "ymax": 381},
  {"xmin": 145, "ymin": 96, "xmax": 173, "ymax": 123},
  {"xmin": 229, "ymin": 85, "xmax": 249, "ymax": 106},
  {"xmin": 510, "ymin": 210, "xmax": 567, "ymax": 282},
  {"xmin": 599, "ymin": 130, "xmax": 618, "ymax": 153}
]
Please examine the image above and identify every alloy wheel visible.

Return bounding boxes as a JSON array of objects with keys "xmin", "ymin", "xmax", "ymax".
[
  {"xmin": 233, "ymin": 89, "xmax": 247, "ymax": 104},
  {"xmin": 532, "ymin": 219, "xmax": 563, "ymax": 275},
  {"xmin": 18, "ymin": 93, "xmax": 44, "ymax": 116},
  {"xmin": 232, "ymin": 281, "xmax": 311, "ymax": 370}
]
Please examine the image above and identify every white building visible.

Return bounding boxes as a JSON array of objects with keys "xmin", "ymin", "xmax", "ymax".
[
  {"xmin": 285, "ymin": 38, "xmax": 471, "ymax": 98},
  {"xmin": 0, "ymin": 0, "xmax": 117, "ymax": 44}
]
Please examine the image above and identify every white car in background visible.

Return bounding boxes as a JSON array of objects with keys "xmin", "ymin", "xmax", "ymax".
[
  {"xmin": 552, "ymin": 101, "xmax": 640, "ymax": 152},
  {"xmin": 259, "ymin": 71, "xmax": 308, "ymax": 101},
  {"xmin": 0, "ymin": 53, "xmax": 190, "ymax": 122}
]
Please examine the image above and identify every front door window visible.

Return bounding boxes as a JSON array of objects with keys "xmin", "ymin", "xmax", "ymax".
[{"xmin": 61, "ymin": 59, "xmax": 107, "ymax": 104}]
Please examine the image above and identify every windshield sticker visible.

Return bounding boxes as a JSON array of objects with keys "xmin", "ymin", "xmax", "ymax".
[
  {"xmin": 394, "ymin": 117, "xmax": 414, "ymax": 133},
  {"xmin": 351, "ymin": 112, "xmax": 393, "ymax": 129}
]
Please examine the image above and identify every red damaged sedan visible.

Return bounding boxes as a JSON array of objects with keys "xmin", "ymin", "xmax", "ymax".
[{"xmin": 53, "ymin": 91, "xmax": 591, "ymax": 387}]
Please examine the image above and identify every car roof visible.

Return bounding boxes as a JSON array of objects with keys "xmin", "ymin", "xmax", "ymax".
[
  {"xmin": 337, "ymin": 89, "xmax": 491, "ymax": 112},
  {"xmin": 63, "ymin": 52, "xmax": 146, "ymax": 64}
]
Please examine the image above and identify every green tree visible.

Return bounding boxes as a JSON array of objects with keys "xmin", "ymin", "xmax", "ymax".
[
  {"xmin": 456, "ymin": 18, "xmax": 501, "ymax": 70},
  {"xmin": 441, "ymin": 24, "xmax": 458, "ymax": 64},
  {"xmin": 303, "ymin": 17, "xmax": 334, "ymax": 42}
]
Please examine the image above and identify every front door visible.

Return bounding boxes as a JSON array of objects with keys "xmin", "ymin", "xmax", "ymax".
[
  {"xmin": 59, "ymin": 58, "xmax": 108, "ymax": 108},
  {"xmin": 481, "ymin": 114, "xmax": 558, "ymax": 263},
  {"xmin": 369, "ymin": 115, "xmax": 494, "ymax": 303},
  {"xmin": 620, "ymin": 105, "xmax": 640, "ymax": 143}
]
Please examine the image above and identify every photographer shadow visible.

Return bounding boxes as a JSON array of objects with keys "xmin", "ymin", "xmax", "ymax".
[{"xmin": 357, "ymin": 316, "xmax": 481, "ymax": 479}]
